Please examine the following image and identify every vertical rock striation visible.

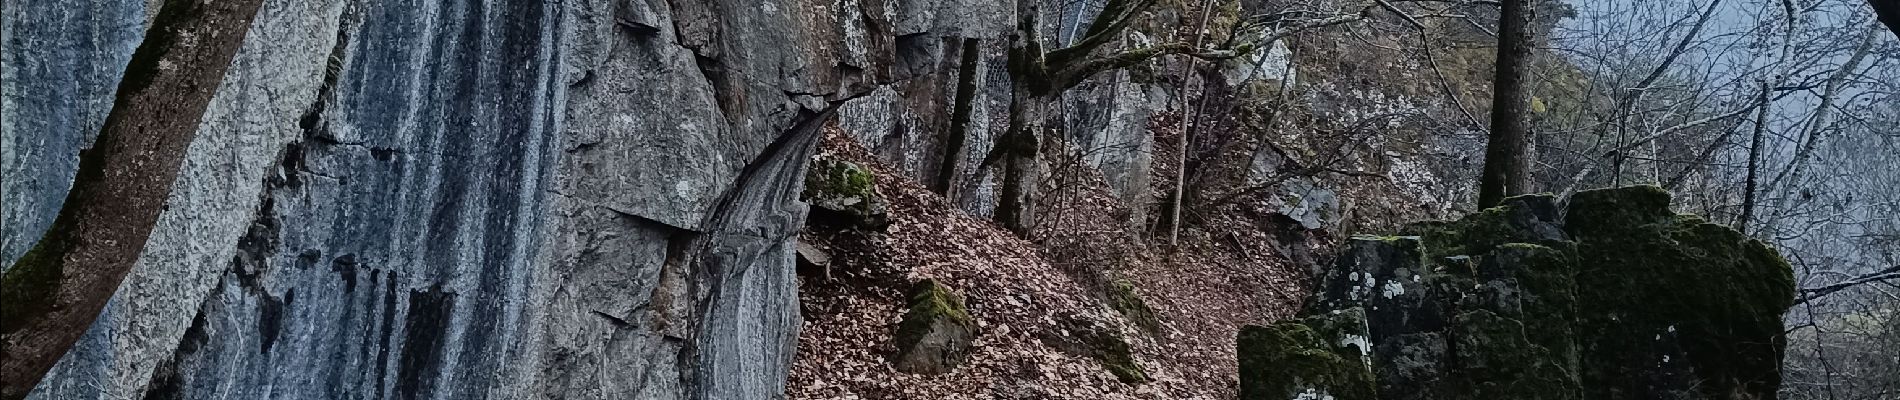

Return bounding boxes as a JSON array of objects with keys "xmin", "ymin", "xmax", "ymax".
[{"xmin": 1, "ymin": 0, "xmax": 1001, "ymax": 399}]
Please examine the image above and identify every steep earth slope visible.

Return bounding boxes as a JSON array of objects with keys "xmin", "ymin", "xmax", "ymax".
[
  {"xmin": 788, "ymin": 130, "xmax": 1318, "ymax": 399},
  {"xmin": 1, "ymin": 0, "xmax": 1001, "ymax": 398}
]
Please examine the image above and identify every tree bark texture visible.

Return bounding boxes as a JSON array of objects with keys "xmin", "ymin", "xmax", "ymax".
[
  {"xmin": 994, "ymin": 86, "xmax": 1046, "ymax": 236},
  {"xmin": 1738, "ymin": 83, "xmax": 1770, "ymax": 235},
  {"xmin": 1477, "ymin": 0, "xmax": 1535, "ymax": 209},
  {"xmin": 0, "ymin": 0, "xmax": 266, "ymax": 397}
]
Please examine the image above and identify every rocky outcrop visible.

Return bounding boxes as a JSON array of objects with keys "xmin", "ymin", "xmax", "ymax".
[
  {"xmin": 1239, "ymin": 187, "xmax": 1796, "ymax": 400},
  {"xmin": 1, "ymin": 0, "xmax": 1001, "ymax": 398}
]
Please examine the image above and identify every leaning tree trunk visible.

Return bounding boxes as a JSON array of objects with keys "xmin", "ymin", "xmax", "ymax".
[
  {"xmin": 1476, "ymin": 0, "xmax": 1536, "ymax": 209},
  {"xmin": 0, "ymin": 0, "xmax": 267, "ymax": 397},
  {"xmin": 1737, "ymin": 82, "xmax": 1770, "ymax": 235},
  {"xmin": 1768, "ymin": 24, "xmax": 1876, "ymax": 205},
  {"xmin": 994, "ymin": 85, "xmax": 1047, "ymax": 236}
]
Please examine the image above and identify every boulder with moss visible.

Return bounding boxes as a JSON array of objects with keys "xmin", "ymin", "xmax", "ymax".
[
  {"xmin": 893, "ymin": 279, "xmax": 976, "ymax": 374},
  {"xmin": 1241, "ymin": 186, "xmax": 1795, "ymax": 399},
  {"xmin": 1567, "ymin": 186, "xmax": 1795, "ymax": 398},
  {"xmin": 803, "ymin": 158, "xmax": 889, "ymax": 229},
  {"xmin": 1238, "ymin": 309, "xmax": 1377, "ymax": 400}
]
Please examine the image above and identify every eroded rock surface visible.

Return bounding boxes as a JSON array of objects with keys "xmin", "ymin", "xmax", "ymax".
[
  {"xmin": 1, "ymin": 0, "xmax": 1002, "ymax": 398},
  {"xmin": 1240, "ymin": 187, "xmax": 1796, "ymax": 400}
]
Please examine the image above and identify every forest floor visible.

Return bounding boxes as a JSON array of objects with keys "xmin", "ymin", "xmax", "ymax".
[{"xmin": 785, "ymin": 126, "xmax": 1325, "ymax": 399}]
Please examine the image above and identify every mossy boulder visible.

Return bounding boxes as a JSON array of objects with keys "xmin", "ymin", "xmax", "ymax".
[
  {"xmin": 1238, "ymin": 313, "xmax": 1377, "ymax": 400},
  {"xmin": 1449, "ymin": 309, "xmax": 1578, "ymax": 398},
  {"xmin": 1256, "ymin": 186, "xmax": 1792, "ymax": 400},
  {"xmin": 1403, "ymin": 193, "xmax": 1569, "ymax": 264},
  {"xmin": 892, "ymin": 279, "xmax": 975, "ymax": 374},
  {"xmin": 802, "ymin": 158, "xmax": 888, "ymax": 229},
  {"xmin": 1568, "ymin": 186, "xmax": 1795, "ymax": 399}
]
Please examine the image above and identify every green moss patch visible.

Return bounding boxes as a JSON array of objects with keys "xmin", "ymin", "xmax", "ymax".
[
  {"xmin": 0, "ymin": 240, "xmax": 66, "ymax": 335},
  {"xmin": 1108, "ymin": 280, "xmax": 1160, "ymax": 334},
  {"xmin": 1404, "ymin": 193, "xmax": 1567, "ymax": 264},
  {"xmin": 803, "ymin": 158, "xmax": 887, "ymax": 229},
  {"xmin": 1567, "ymin": 186, "xmax": 1795, "ymax": 398},
  {"xmin": 803, "ymin": 159, "xmax": 876, "ymax": 201},
  {"xmin": 1095, "ymin": 332, "xmax": 1148, "ymax": 384},
  {"xmin": 895, "ymin": 279, "xmax": 972, "ymax": 350},
  {"xmin": 1237, "ymin": 322, "xmax": 1376, "ymax": 400}
]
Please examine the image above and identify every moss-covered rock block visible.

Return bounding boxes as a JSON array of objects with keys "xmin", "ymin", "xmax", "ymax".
[
  {"xmin": 1039, "ymin": 312, "xmax": 1150, "ymax": 385},
  {"xmin": 1449, "ymin": 309, "xmax": 1578, "ymax": 399},
  {"xmin": 892, "ymin": 279, "xmax": 975, "ymax": 374},
  {"xmin": 1404, "ymin": 194, "xmax": 1569, "ymax": 263},
  {"xmin": 1312, "ymin": 235, "xmax": 1447, "ymax": 337},
  {"xmin": 1253, "ymin": 186, "xmax": 1792, "ymax": 400},
  {"xmin": 1238, "ymin": 317, "xmax": 1377, "ymax": 400},
  {"xmin": 802, "ymin": 158, "xmax": 888, "ymax": 229},
  {"xmin": 1568, "ymin": 186, "xmax": 1795, "ymax": 399}
]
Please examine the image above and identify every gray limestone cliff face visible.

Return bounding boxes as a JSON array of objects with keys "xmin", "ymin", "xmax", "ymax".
[
  {"xmin": 0, "ymin": 0, "xmax": 146, "ymax": 268},
  {"xmin": 836, "ymin": 59, "xmax": 1163, "ymax": 225},
  {"xmin": 0, "ymin": 0, "xmax": 1000, "ymax": 398}
]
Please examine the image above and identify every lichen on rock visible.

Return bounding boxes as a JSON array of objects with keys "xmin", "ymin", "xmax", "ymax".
[
  {"xmin": 1237, "ymin": 317, "xmax": 1376, "ymax": 400},
  {"xmin": 893, "ymin": 279, "xmax": 976, "ymax": 374}
]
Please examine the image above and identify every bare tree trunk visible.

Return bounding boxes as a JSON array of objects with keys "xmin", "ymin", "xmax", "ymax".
[
  {"xmin": 1477, "ymin": 0, "xmax": 1536, "ymax": 208},
  {"xmin": 995, "ymin": 85, "xmax": 1047, "ymax": 236},
  {"xmin": 991, "ymin": 0, "xmax": 1050, "ymax": 236},
  {"xmin": 1768, "ymin": 24, "xmax": 1877, "ymax": 210},
  {"xmin": 1164, "ymin": 0, "xmax": 1218, "ymax": 246},
  {"xmin": 982, "ymin": 0, "xmax": 1362, "ymax": 237},
  {"xmin": 1738, "ymin": 83, "xmax": 1770, "ymax": 235},
  {"xmin": 0, "ymin": 0, "xmax": 267, "ymax": 397},
  {"xmin": 935, "ymin": 38, "xmax": 982, "ymax": 196}
]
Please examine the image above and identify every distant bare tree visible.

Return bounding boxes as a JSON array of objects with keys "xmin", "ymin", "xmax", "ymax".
[{"xmin": 976, "ymin": 0, "xmax": 1375, "ymax": 236}]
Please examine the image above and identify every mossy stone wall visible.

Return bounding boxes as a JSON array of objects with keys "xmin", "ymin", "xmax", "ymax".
[{"xmin": 1239, "ymin": 186, "xmax": 1795, "ymax": 400}]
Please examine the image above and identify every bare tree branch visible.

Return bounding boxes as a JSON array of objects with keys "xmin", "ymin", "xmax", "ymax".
[{"xmin": 1799, "ymin": 265, "xmax": 1900, "ymax": 303}]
